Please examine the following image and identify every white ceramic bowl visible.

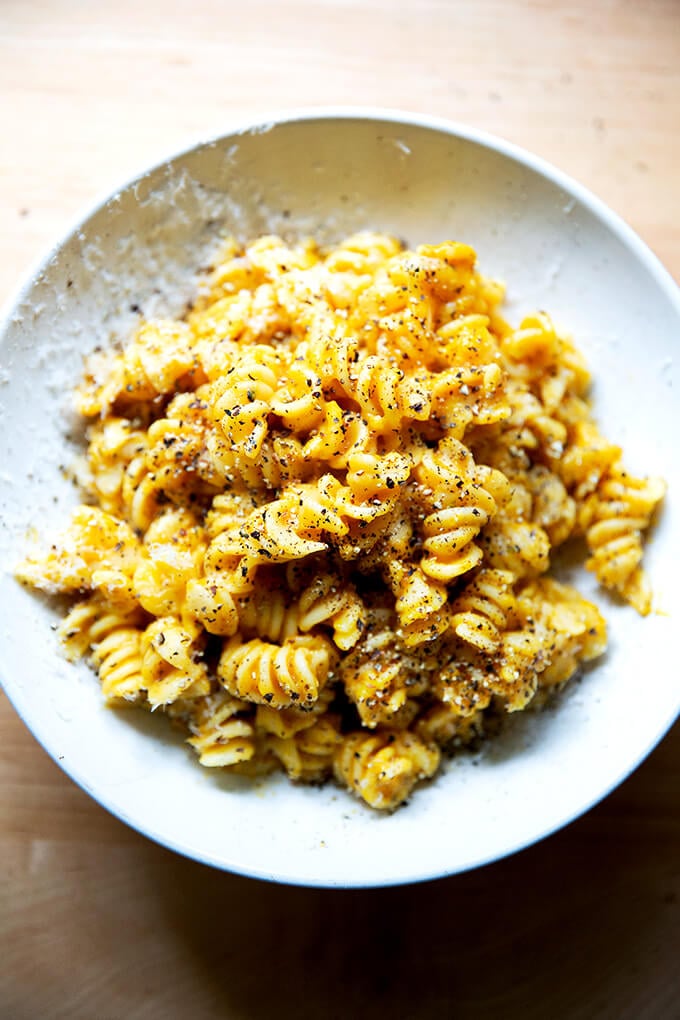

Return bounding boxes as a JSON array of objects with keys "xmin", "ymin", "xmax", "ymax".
[{"xmin": 1, "ymin": 109, "xmax": 678, "ymax": 888}]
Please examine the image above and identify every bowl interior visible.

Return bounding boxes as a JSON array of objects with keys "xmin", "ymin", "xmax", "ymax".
[{"xmin": 0, "ymin": 113, "xmax": 678, "ymax": 886}]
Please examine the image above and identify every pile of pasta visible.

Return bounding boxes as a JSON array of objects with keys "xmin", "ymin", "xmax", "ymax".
[{"xmin": 18, "ymin": 233, "xmax": 665, "ymax": 810}]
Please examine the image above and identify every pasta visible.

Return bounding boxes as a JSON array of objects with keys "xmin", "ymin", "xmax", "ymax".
[{"xmin": 16, "ymin": 231, "xmax": 665, "ymax": 811}]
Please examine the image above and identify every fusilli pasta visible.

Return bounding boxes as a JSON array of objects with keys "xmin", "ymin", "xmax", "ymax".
[{"xmin": 16, "ymin": 231, "xmax": 665, "ymax": 811}]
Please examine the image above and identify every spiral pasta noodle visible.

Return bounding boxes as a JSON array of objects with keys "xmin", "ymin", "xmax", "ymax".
[
  {"xmin": 140, "ymin": 617, "xmax": 210, "ymax": 709},
  {"xmin": 333, "ymin": 730, "xmax": 441, "ymax": 810},
  {"xmin": 265, "ymin": 714, "xmax": 343, "ymax": 782},
  {"xmin": 415, "ymin": 437, "xmax": 510, "ymax": 583},
  {"xmin": 218, "ymin": 633, "xmax": 336, "ymax": 709},
  {"xmin": 296, "ymin": 573, "xmax": 366, "ymax": 650},
  {"xmin": 58, "ymin": 599, "xmax": 147, "ymax": 705},
  {"xmin": 76, "ymin": 319, "xmax": 206, "ymax": 417},
  {"xmin": 449, "ymin": 568, "xmax": 516, "ymax": 654},
  {"xmin": 210, "ymin": 345, "xmax": 282, "ymax": 459},
  {"xmin": 579, "ymin": 466, "xmax": 666, "ymax": 615},
  {"xmin": 17, "ymin": 230, "xmax": 664, "ymax": 811},
  {"xmin": 181, "ymin": 691, "xmax": 257, "ymax": 769},
  {"xmin": 341, "ymin": 625, "xmax": 431, "ymax": 729}
]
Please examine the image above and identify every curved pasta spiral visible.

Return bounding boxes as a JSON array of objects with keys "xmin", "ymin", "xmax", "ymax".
[
  {"xmin": 433, "ymin": 630, "xmax": 543, "ymax": 716},
  {"xmin": 255, "ymin": 684, "xmax": 335, "ymax": 740},
  {"xmin": 344, "ymin": 450, "xmax": 412, "ymax": 503},
  {"xmin": 312, "ymin": 473, "xmax": 398, "ymax": 527},
  {"xmin": 521, "ymin": 464, "xmax": 576, "ymax": 547},
  {"xmin": 205, "ymin": 490, "xmax": 264, "ymax": 539},
  {"xmin": 269, "ymin": 360, "xmax": 325, "ymax": 433},
  {"xmin": 420, "ymin": 506, "xmax": 488, "ymax": 582},
  {"xmin": 388, "ymin": 563, "xmax": 451, "ymax": 646},
  {"xmin": 416, "ymin": 701, "xmax": 485, "ymax": 750},
  {"xmin": 515, "ymin": 578, "xmax": 607, "ymax": 693},
  {"xmin": 58, "ymin": 600, "xmax": 147, "ymax": 705},
  {"xmin": 207, "ymin": 429, "xmax": 315, "ymax": 493},
  {"xmin": 558, "ymin": 421, "xmax": 621, "ymax": 499},
  {"xmin": 209, "ymin": 345, "xmax": 282, "ymax": 459},
  {"xmin": 93, "ymin": 627, "xmax": 147, "ymax": 705},
  {"xmin": 428, "ymin": 360, "xmax": 508, "ymax": 433},
  {"xmin": 227, "ymin": 571, "xmax": 364, "ymax": 648},
  {"xmin": 579, "ymin": 466, "xmax": 665, "ymax": 614},
  {"xmin": 502, "ymin": 313, "xmax": 590, "ymax": 404},
  {"xmin": 300, "ymin": 316, "xmax": 359, "ymax": 397},
  {"xmin": 186, "ymin": 691, "xmax": 256, "ymax": 768},
  {"xmin": 76, "ymin": 319, "xmax": 202, "ymax": 415},
  {"xmin": 502, "ymin": 311, "xmax": 561, "ymax": 370},
  {"xmin": 477, "ymin": 518, "xmax": 551, "ymax": 578},
  {"xmin": 449, "ymin": 568, "xmax": 516, "ymax": 654},
  {"xmin": 301, "ymin": 401, "xmax": 375, "ymax": 468},
  {"xmin": 84, "ymin": 417, "xmax": 149, "ymax": 518},
  {"xmin": 133, "ymin": 509, "xmax": 206, "ymax": 618},
  {"xmin": 504, "ymin": 383, "xmax": 568, "ymax": 460},
  {"xmin": 491, "ymin": 629, "xmax": 548, "ymax": 711},
  {"xmin": 296, "ymin": 573, "xmax": 366, "ymax": 650},
  {"xmin": 190, "ymin": 288, "xmax": 261, "ymax": 352},
  {"xmin": 198, "ymin": 286, "xmax": 288, "ymax": 361},
  {"xmin": 358, "ymin": 244, "xmax": 475, "ymax": 344},
  {"xmin": 353, "ymin": 497, "xmax": 415, "ymax": 573},
  {"xmin": 246, "ymin": 234, "xmax": 319, "ymax": 276},
  {"xmin": 350, "ymin": 354, "xmax": 432, "ymax": 431},
  {"xmin": 119, "ymin": 452, "xmax": 163, "ymax": 533},
  {"xmin": 435, "ymin": 314, "xmax": 499, "ymax": 369},
  {"xmin": 265, "ymin": 714, "xmax": 342, "ymax": 782},
  {"xmin": 333, "ymin": 729, "xmax": 440, "ymax": 810},
  {"xmin": 235, "ymin": 587, "xmax": 301, "ymax": 644},
  {"xmin": 141, "ymin": 617, "xmax": 210, "ymax": 709},
  {"xmin": 184, "ymin": 575, "xmax": 240, "ymax": 637},
  {"xmin": 211, "ymin": 489, "xmax": 337, "ymax": 570},
  {"xmin": 432, "ymin": 644, "xmax": 494, "ymax": 718},
  {"xmin": 213, "ymin": 468, "xmax": 406, "ymax": 584},
  {"xmin": 415, "ymin": 437, "xmax": 509, "ymax": 583},
  {"xmin": 375, "ymin": 245, "xmax": 493, "ymax": 371},
  {"xmin": 218, "ymin": 634, "xmax": 336, "ymax": 708},
  {"xmin": 58, "ymin": 599, "xmax": 115, "ymax": 660},
  {"xmin": 190, "ymin": 236, "xmax": 310, "ymax": 343},
  {"xmin": 143, "ymin": 390, "xmax": 223, "ymax": 498},
  {"xmin": 341, "ymin": 627, "xmax": 430, "ymax": 728}
]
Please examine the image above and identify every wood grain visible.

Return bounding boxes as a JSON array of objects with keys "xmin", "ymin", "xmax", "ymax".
[{"xmin": 1, "ymin": 2, "xmax": 678, "ymax": 1017}]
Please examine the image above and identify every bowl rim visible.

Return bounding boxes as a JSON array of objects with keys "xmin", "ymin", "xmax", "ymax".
[{"xmin": 1, "ymin": 106, "xmax": 678, "ymax": 888}]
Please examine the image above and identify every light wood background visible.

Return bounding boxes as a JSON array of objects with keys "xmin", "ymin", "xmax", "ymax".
[{"xmin": 1, "ymin": 2, "xmax": 678, "ymax": 1018}]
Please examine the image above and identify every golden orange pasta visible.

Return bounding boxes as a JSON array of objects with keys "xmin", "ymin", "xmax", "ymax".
[{"xmin": 16, "ymin": 232, "xmax": 665, "ymax": 810}]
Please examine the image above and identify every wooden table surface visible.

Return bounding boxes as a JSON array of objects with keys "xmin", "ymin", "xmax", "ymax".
[{"xmin": 1, "ymin": 2, "xmax": 678, "ymax": 1017}]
